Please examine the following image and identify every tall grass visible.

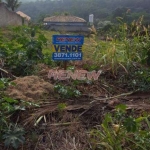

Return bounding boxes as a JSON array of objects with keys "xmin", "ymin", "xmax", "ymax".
[{"xmin": 92, "ymin": 16, "xmax": 150, "ymax": 73}]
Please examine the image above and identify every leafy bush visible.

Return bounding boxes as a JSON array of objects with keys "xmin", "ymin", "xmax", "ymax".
[
  {"xmin": 0, "ymin": 78, "xmax": 32, "ymax": 149},
  {"xmin": 129, "ymin": 68, "xmax": 150, "ymax": 91},
  {"xmin": 54, "ymin": 84, "xmax": 81, "ymax": 99},
  {"xmin": 0, "ymin": 78, "xmax": 41, "ymax": 149},
  {"xmin": 3, "ymin": 124, "xmax": 25, "ymax": 149},
  {"xmin": 90, "ymin": 104, "xmax": 150, "ymax": 150},
  {"xmin": 0, "ymin": 25, "xmax": 48, "ymax": 76}
]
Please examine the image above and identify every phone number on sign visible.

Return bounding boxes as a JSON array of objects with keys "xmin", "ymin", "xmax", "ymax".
[{"xmin": 52, "ymin": 52, "xmax": 82, "ymax": 60}]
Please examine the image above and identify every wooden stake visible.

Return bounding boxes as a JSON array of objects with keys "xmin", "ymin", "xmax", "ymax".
[{"xmin": 63, "ymin": 61, "xmax": 67, "ymax": 70}]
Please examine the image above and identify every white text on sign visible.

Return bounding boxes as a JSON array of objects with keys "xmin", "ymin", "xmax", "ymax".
[
  {"xmin": 54, "ymin": 45, "xmax": 82, "ymax": 52},
  {"xmin": 48, "ymin": 70, "xmax": 102, "ymax": 80}
]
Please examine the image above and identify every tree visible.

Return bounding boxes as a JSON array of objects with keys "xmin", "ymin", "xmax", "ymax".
[{"xmin": 5, "ymin": 0, "xmax": 21, "ymax": 11}]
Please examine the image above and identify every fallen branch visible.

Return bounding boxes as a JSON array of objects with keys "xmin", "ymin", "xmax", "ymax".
[
  {"xmin": 0, "ymin": 67, "xmax": 16, "ymax": 79},
  {"xmin": 90, "ymin": 91, "xmax": 134, "ymax": 104},
  {"xmin": 78, "ymin": 106, "xmax": 93, "ymax": 117},
  {"xmin": 41, "ymin": 122, "xmax": 80, "ymax": 127}
]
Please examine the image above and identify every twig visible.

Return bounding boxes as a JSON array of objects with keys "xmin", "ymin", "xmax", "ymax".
[
  {"xmin": 47, "ymin": 122, "xmax": 80, "ymax": 126},
  {"xmin": 119, "ymin": 63, "xmax": 128, "ymax": 74},
  {"xmin": 34, "ymin": 134, "xmax": 42, "ymax": 150},
  {"xmin": 78, "ymin": 106, "xmax": 93, "ymax": 117},
  {"xmin": 90, "ymin": 91, "xmax": 134, "ymax": 104},
  {"xmin": 47, "ymin": 133, "xmax": 54, "ymax": 150},
  {"xmin": 0, "ymin": 67, "xmax": 16, "ymax": 79}
]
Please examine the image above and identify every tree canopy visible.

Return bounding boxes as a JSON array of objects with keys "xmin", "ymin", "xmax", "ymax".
[
  {"xmin": 5, "ymin": 0, "xmax": 21, "ymax": 11},
  {"xmin": 18, "ymin": 0, "xmax": 150, "ymax": 24}
]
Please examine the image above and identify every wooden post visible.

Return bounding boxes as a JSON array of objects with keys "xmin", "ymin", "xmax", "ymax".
[{"xmin": 63, "ymin": 61, "xmax": 67, "ymax": 70}]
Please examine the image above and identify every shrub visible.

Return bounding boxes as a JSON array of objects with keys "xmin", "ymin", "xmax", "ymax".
[{"xmin": 90, "ymin": 104, "xmax": 150, "ymax": 150}]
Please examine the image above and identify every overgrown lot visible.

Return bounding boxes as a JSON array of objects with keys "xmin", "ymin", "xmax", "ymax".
[{"xmin": 0, "ymin": 17, "xmax": 150, "ymax": 150}]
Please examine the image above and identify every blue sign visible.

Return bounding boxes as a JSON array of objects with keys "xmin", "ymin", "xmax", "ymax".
[
  {"xmin": 52, "ymin": 35, "xmax": 84, "ymax": 61},
  {"xmin": 52, "ymin": 52, "xmax": 82, "ymax": 60},
  {"xmin": 52, "ymin": 35, "xmax": 84, "ymax": 45}
]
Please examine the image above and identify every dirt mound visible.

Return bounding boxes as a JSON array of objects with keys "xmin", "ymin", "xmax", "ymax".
[
  {"xmin": 36, "ymin": 63, "xmax": 50, "ymax": 80},
  {"xmin": 5, "ymin": 76, "xmax": 54, "ymax": 101}
]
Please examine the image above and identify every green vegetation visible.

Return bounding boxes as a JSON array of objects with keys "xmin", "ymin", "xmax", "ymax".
[
  {"xmin": 54, "ymin": 84, "xmax": 81, "ymax": 99},
  {"xmin": 5, "ymin": 0, "xmax": 22, "ymax": 11},
  {"xmin": 0, "ymin": 26, "xmax": 49, "ymax": 76},
  {"xmin": 0, "ymin": 77, "xmax": 40, "ymax": 149},
  {"xmin": 94, "ymin": 16, "xmax": 150, "ymax": 69},
  {"xmin": 18, "ymin": 0, "xmax": 150, "ymax": 25},
  {"xmin": 0, "ymin": 12, "xmax": 150, "ymax": 149},
  {"xmin": 90, "ymin": 104, "xmax": 150, "ymax": 150},
  {"xmin": 0, "ymin": 78, "xmax": 24, "ymax": 149}
]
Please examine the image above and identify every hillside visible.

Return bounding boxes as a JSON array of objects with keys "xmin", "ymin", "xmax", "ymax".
[{"xmin": 18, "ymin": 0, "xmax": 150, "ymax": 24}]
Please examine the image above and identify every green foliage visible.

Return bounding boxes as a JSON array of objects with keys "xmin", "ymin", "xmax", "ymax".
[
  {"xmin": 94, "ymin": 16, "xmax": 150, "ymax": 75},
  {"xmin": 0, "ymin": 25, "xmax": 48, "ymax": 76},
  {"xmin": 0, "ymin": 78, "xmax": 13, "ymax": 90},
  {"xmin": 129, "ymin": 68, "xmax": 150, "ymax": 91},
  {"xmin": 116, "ymin": 66, "xmax": 150, "ymax": 92},
  {"xmin": 54, "ymin": 84, "xmax": 81, "ymax": 99},
  {"xmin": 19, "ymin": 0, "xmax": 150, "ymax": 24},
  {"xmin": 112, "ymin": 7, "xmax": 129, "ymax": 20},
  {"xmin": 57, "ymin": 103, "xmax": 67, "ymax": 111},
  {"xmin": 0, "ymin": 78, "xmax": 40, "ymax": 148},
  {"xmin": 90, "ymin": 104, "xmax": 150, "ymax": 150},
  {"xmin": 3, "ymin": 124, "xmax": 25, "ymax": 149},
  {"xmin": 123, "ymin": 116, "xmax": 137, "ymax": 132},
  {"xmin": 0, "ymin": 79, "xmax": 37, "ymax": 149},
  {"xmin": 5, "ymin": 0, "xmax": 21, "ymax": 11}
]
